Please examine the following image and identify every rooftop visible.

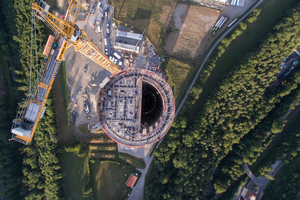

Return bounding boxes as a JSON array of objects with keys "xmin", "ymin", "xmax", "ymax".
[
  {"xmin": 125, "ymin": 174, "xmax": 138, "ymax": 188},
  {"xmin": 241, "ymin": 188, "xmax": 257, "ymax": 200},
  {"xmin": 116, "ymin": 30, "xmax": 143, "ymax": 40}
]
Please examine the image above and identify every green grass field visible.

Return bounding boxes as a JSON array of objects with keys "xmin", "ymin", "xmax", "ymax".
[
  {"xmin": 61, "ymin": 152, "xmax": 93, "ymax": 200},
  {"xmin": 53, "ymin": 66, "xmax": 75, "ymax": 146},
  {"xmin": 188, "ymin": 0, "xmax": 298, "ymax": 120},
  {"xmin": 161, "ymin": 58, "xmax": 197, "ymax": 108},
  {"xmin": 90, "ymin": 162, "xmax": 129, "ymax": 200},
  {"xmin": 79, "ymin": 125, "xmax": 91, "ymax": 134},
  {"xmin": 110, "ymin": 0, "xmax": 175, "ymax": 53}
]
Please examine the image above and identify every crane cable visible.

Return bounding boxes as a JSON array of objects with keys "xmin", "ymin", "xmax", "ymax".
[
  {"xmin": 30, "ymin": 10, "xmax": 33, "ymax": 95},
  {"xmin": 34, "ymin": 11, "xmax": 38, "ymax": 94}
]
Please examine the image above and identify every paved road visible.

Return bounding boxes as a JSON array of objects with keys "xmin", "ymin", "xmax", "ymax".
[
  {"xmin": 128, "ymin": 0, "xmax": 266, "ymax": 199},
  {"xmin": 244, "ymin": 161, "xmax": 283, "ymax": 200},
  {"xmin": 128, "ymin": 134, "xmax": 166, "ymax": 200},
  {"xmin": 175, "ymin": 0, "xmax": 264, "ymax": 116}
]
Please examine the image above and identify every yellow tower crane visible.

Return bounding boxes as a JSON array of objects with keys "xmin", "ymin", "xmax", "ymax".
[
  {"xmin": 10, "ymin": 0, "xmax": 121, "ymax": 144},
  {"xmin": 32, "ymin": 0, "xmax": 120, "ymax": 74}
]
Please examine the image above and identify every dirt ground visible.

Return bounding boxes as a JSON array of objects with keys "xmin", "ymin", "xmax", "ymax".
[
  {"xmin": 161, "ymin": 4, "xmax": 219, "ymax": 59},
  {"xmin": 63, "ymin": 47, "xmax": 111, "ymax": 127},
  {"xmin": 159, "ymin": 0, "xmax": 257, "ymax": 59},
  {"xmin": 162, "ymin": 5, "xmax": 219, "ymax": 59}
]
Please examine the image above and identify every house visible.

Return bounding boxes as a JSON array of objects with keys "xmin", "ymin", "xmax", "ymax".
[
  {"xmin": 241, "ymin": 188, "xmax": 257, "ymax": 200},
  {"xmin": 125, "ymin": 174, "xmax": 138, "ymax": 188}
]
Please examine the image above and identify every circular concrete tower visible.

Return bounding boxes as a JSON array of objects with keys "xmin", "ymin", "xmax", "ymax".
[{"xmin": 97, "ymin": 68, "xmax": 175, "ymax": 147}]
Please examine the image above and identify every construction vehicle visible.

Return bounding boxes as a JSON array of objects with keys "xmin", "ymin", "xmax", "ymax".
[{"xmin": 10, "ymin": 0, "xmax": 121, "ymax": 144}]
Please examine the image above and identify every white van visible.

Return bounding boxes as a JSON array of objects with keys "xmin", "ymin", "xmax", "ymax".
[
  {"xmin": 98, "ymin": 2, "xmax": 102, "ymax": 8},
  {"xmin": 114, "ymin": 52, "xmax": 121, "ymax": 60},
  {"xmin": 104, "ymin": 38, "xmax": 107, "ymax": 46},
  {"xmin": 105, "ymin": 12, "xmax": 108, "ymax": 17},
  {"xmin": 97, "ymin": 26, "xmax": 101, "ymax": 33},
  {"xmin": 107, "ymin": 28, "xmax": 109, "ymax": 34}
]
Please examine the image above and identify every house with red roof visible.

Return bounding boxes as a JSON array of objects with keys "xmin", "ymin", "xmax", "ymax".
[{"xmin": 125, "ymin": 174, "xmax": 138, "ymax": 188}]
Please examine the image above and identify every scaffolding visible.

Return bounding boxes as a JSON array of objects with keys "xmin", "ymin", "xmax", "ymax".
[{"xmin": 97, "ymin": 69, "xmax": 175, "ymax": 147}]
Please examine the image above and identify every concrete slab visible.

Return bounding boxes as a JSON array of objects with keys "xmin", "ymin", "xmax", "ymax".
[{"xmin": 118, "ymin": 143, "xmax": 154, "ymax": 158}]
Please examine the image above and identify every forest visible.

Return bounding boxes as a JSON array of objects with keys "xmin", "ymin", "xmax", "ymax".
[
  {"xmin": 1, "ymin": 0, "xmax": 300, "ymax": 199},
  {"xmin": 0, "ymin": 0, "xmax": 64, "ymax": 199},
  {"xmin": 262, "ymin": 113, "xmax": 300, "ymax": 200},
  {"xmin": 145, "ymin": 2, "xmax": 300, "ymax": 199}
]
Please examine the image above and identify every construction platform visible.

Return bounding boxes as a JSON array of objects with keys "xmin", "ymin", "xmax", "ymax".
[{"xmin": 97, "ymin": 69, "xmax": 175, "ymax": 147}]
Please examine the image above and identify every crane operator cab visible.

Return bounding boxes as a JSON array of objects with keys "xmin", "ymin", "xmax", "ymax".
[{"xmin": 70, "ymin": 25, "xmax": 81, "ymax": 43}]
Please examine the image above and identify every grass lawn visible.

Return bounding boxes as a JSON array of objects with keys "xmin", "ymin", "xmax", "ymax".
[
  {"xmin": 90, "ymin": 162, "xmax": 129, "ymax": 200},
  {"xmin": 61, "ymin": 152, "xmax": 93, "ymax": 200},
  {"xmin": 53, "ymin": 65, "xmax": 75, "ymax": 146},
  {"xmin": 161, "ymin": 58, "xmax": 197, "ymax": 108},
  {"xmin": 188, "ymin": 0, "xmax": 298, "ymax": 120},
  {"xmin": 79, "ymin": 125, "xmax": 91, "ymax": 134},
  {"xmin": 110, "ymin": 0, "xmax": 175, "ymax": 53}
]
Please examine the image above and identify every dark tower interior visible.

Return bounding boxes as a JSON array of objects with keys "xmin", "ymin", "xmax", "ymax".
[{"xmin": 141, "ymin": 81, "xmax": 163, "ymax": 132}]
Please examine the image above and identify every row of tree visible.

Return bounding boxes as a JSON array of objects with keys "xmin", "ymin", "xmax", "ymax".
[
  {"xmin": 181, "ymin": 8, "xmax": 261, "ymax": 114},
  {"xmin": 213, "ymin": 70, "xmax": 300, "ymax": 193},
  {"xmin": 22, "ymin": 97, "xmax": 64, "ymax": 200},
  {"xmin": 262, "ymin": 113, "xmax": 300, "ymax": 200},
  {"xmin": 251, "ymin": 104, "xmax": 300, "ymax": 176},
  {"xmin": 145, "ymin": 2, "xmax": 300, "ymax": 199},
  {"xmin": 0, "ymin": 0, "xmax": 64, "ymax": 199},
  {"xmin": 0, "ymin": 1, "xmax": 25, "ymax": 199},
  {"xmin": 0, "ymin": 49, "xmax": 24, "ymax": 199},
  {"xmin": 2, "ymin": 0, "xmax": 46, "ymax": 101}
]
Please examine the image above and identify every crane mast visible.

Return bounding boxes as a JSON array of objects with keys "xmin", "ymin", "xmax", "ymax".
[{"xmin": 11, "ymin": 0, "xmax": 121, "ymax": 144}]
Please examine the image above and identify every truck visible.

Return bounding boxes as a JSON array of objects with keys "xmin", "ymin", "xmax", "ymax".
[
  {"xmin": 227, "ymin": 18, "xmax": 238, "ymax": 28},
  {"xmin": 218, "ymin": 17, "xmax": 227, "ymax": 29},
  {"xmin": 214, "ymin": 16, "xmax": 224, "ymax": 28}
]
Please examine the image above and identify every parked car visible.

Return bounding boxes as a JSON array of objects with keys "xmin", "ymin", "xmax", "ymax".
[{"xmin": 83, "ymin": 101, "xmax": 90, "ymax": 114}]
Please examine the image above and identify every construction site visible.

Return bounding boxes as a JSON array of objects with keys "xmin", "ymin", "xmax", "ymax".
[
  {"xmin": 97, "ymin": 69, "xmax": 175, "ymax": 147},
  {"xmin": 10, "ymin": 0, "xmax": 175, "ymax": 147}
]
